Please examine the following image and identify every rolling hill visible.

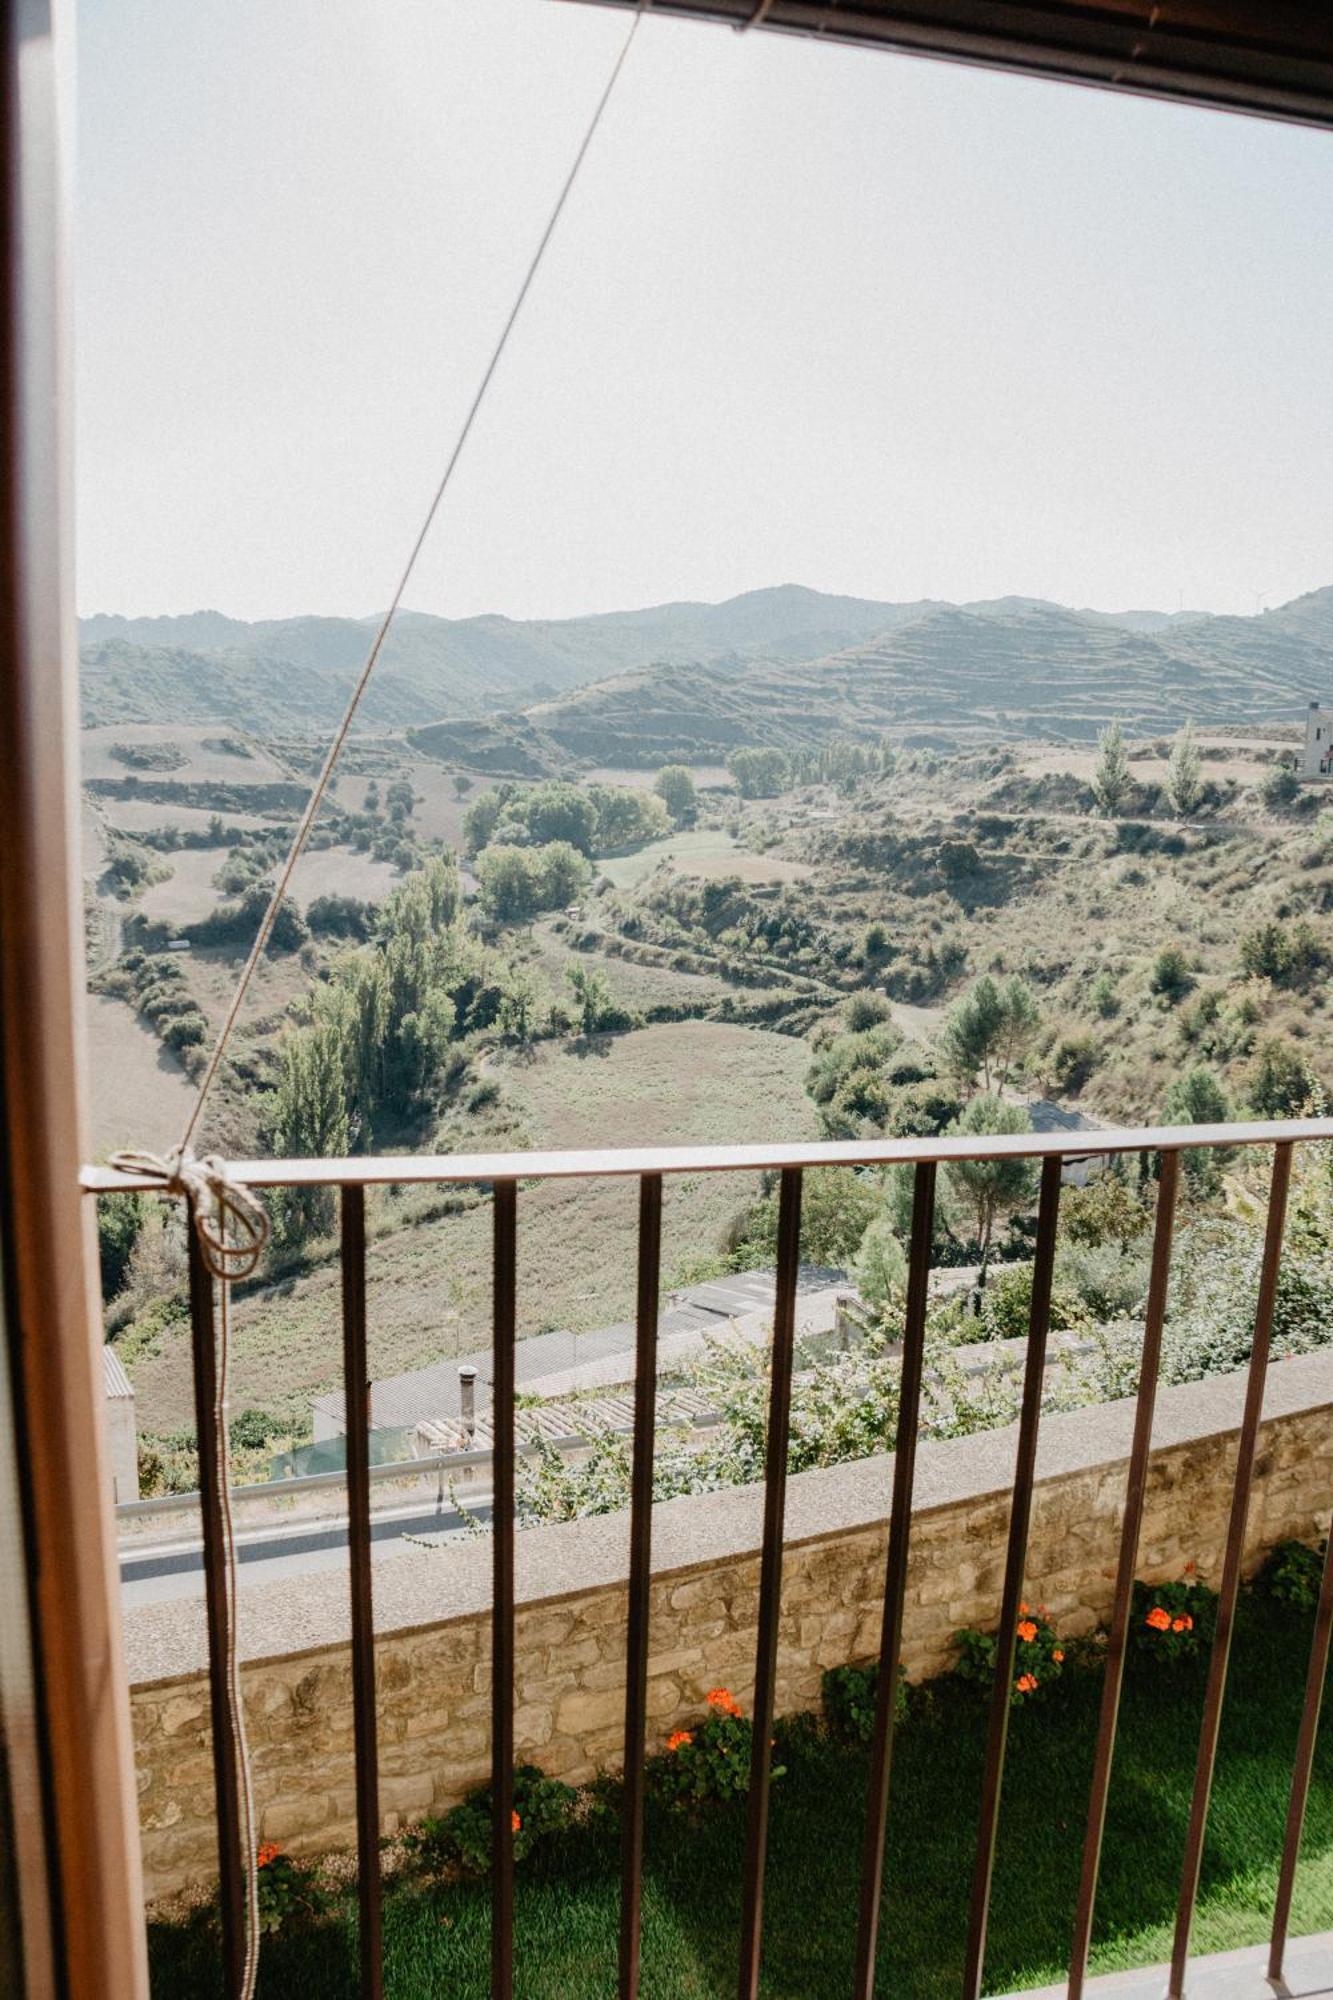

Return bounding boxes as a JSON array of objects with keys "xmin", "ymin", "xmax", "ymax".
[
  {"xmin": 412, "ymin": 594, "xmax": 1333, "ymax": 771},
  {"xmin": 80, "ymin": 584, "xmax": 1333, "ymax": 759}
]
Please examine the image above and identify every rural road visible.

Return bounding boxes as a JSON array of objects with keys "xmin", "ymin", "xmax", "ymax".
[{"xmin": 119, "ymin": 1492, "xmax": 485, "ymax": 1608}]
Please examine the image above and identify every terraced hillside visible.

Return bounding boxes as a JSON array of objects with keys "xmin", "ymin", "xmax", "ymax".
[
  {"xmin": 480, "ymin": 598, "xmax": 1333, "ymax": 768},
  {"xmin": 78, "ymin": 585, "xmax": 927, "ymax": 731}
]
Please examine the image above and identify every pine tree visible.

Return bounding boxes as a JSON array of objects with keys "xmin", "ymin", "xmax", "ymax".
[
  {"xmin": 1092, "ymin": 720, "xmax": 1132, "ymax": 816},
  {"xmin": 1167, "ymin": 720, "xmax": 1203, "ymax": 817}
]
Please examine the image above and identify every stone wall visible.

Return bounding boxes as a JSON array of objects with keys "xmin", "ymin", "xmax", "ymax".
[{"xmin": 126, "ymin": 1350, "xmax": 1333, "ymax": 1901}]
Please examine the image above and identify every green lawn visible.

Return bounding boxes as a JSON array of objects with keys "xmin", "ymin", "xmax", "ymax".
[{"xmin": 149, "ymin": 1590, "xmax": 1333, "ymax": 1997}]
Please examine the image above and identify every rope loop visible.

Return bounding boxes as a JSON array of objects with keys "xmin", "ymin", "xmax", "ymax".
[{"xmin": 108, "ymin": 1147, "xmax": 270, "ymax": 1282}]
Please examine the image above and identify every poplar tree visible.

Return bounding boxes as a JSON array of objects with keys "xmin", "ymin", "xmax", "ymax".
[
  {"xmin": 1093, "ymin": 720, "xmax": 1132, "ymax": 816},
  {"xmin": 1167, "ymin": 720, "xmax": 1203, "ymax": 817}
]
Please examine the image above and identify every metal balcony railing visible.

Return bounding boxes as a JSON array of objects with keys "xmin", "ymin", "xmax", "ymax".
[{"xmin": 85, "ymin": 1116, "xmax": 1333, "ymax": 2000}]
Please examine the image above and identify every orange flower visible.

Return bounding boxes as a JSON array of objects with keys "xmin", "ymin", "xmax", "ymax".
[
  {"xmin": 1172, "ymin": 1617, "xmax": 1187, "ymax": 1632},
  {"xmin": 666, "ymin": 1729, "xmax": 693, "ymax": 1753},
  {"xmin": 1017, "ymin": 1619, "xmax": 1038, "ymax": 1644},
  {"xmin": 1181, "ymin": 1614, "xmax": 1193, "ymax": 1631},
  {"xmin": 1019, "ymin": 1601, "xmax": 1029, "ymax": 1615},
  {"xmin": 256, "ymin": 1842, "xmax": 281, "ymax": 1869},
  {"xmin": 1146, "ymin": 1606, "xmax": 1172, "ymax": 1632},
  {"xmin": 1052, "ymin": 1649, "xmax": 1065, "ymax": 1663},
  {"xmin": 707, "ymin": 1688, "xmax": 742, "ymax": 1718},
  {"xmin": 1015, "ymin": 1673, "xmax": 1038, "ymax": 1694},
  {"xmin": 511, "ymin": 1811, "xmax": 521, "ymax": 1833}
]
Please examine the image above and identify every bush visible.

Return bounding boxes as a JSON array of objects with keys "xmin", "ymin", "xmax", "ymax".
[
  {"xmin": 1089, "ymin": 971, "xmax": 1120, "ymax": 1019},
  {"xmin": 253, "ymin": 1846, "xmax": 326, "ymax": 1936},
  {"xmin": 1129, "ymin": 1575, "xmax": 1217, "ymax": 1665},
  {"xmin": 822, "ymin": 1661, "xmax": 906, "ymax": 1744},
  {"xmin": 1059, "ymin": 1173, "xmax": 1149, "ymax": 1248},
  {"xmin": 648, "ymin": 1688, "xmax": 781, "ymax": 1807},
  {"xmin": 1261, "ymin": 762, "xmax": 1301, "ymax": 811},
  {"xmin": 1239, "ymin": 920, "xmax": 1327, "ymax": 990},
  {"xmin": 954, "ymin": 1604, "xmax": 1066, "ymax": 1705},
  {"xmin": 1150, "ymin": 947, "xmax": 1194, "ymax": 1004},
  {"xmin": 1055, "ymin": 1239, "xmax": 1150, "ymax": 1320},
  {"xmin": 405, "ymin": 1765, "xmax": 580, "ymax": 1877},
  {"xmin": 306, "ymin": 894, "xmax": 375, "ymax": 939},
  {"xmin": 1261, "ymin": 1539, "xmax": 1326, "ymax": 1611},
  {"xmin": 1049, "ymin": 1033, "xmax": 1099, "ymax": 1095},
  {"xmin": 978, "ymin": 1263, "xmax": 1087, "ymax": 1342},
  {"xmin": 844, "ymin": 990, "xmax": 894, "ymax": 1033}
]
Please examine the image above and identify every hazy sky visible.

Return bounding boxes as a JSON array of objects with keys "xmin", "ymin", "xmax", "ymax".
[{"xmin": 76, "ymin": 0, "xmax": 1333, "ymax": 624}]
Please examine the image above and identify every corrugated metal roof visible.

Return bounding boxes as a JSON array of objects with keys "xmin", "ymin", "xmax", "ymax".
[
  {"xmin": 102, "ymin": 1345, "xmax": 134, "ymax": 1400},
  {"xmin": 315, "ymin": 1266, "xmax": 842, "ymax": 1434}
]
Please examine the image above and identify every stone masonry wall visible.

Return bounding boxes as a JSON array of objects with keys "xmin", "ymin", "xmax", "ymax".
[{"xmin": 128, "ymin": 1353, "xmax": 1333, "ymax": 1901}]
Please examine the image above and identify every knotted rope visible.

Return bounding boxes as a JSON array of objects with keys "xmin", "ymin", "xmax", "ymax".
[
  {"xmin": 101, "ymin": 16, "xmax": 643, "ymax": 1995},
  {"xmin": 107, "ymin": 1146, "xmax": 270, "ymax": 1280}
]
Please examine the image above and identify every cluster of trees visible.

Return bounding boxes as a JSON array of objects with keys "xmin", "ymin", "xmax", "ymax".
[
  {"xmin": 1093, "ymin": 718, "xmax": 1210, "ymax": 820},
  {"xmin": 1239, "ymin": 919, "xmax": 1327, "ymax": 989},
  {"xmin": 788, "ymin": 738, "xmax": 894, "ymax": 788},
  {"xmin": 464, "ymin": 780, "xmax": 667, "ymax": 861},
  {"xmin": 726, "ymin": 747, "xmax": 789, "ymax": 799},
  {"xmin": 475, "ymin": 840, "xmax": 590, "ymax": 922},
  {"xmin": 268, "ymin": 857, "xmax": 468, "ymax": 1240}
]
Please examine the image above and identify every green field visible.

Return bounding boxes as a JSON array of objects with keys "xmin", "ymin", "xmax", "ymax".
[
  {"xmin": 147, "ymin": 1588, "xmax": 1333, "ymax": 1998},
  {"xmin": 597, "ymin": 827, "xmax": 811, "ymax": 892}
]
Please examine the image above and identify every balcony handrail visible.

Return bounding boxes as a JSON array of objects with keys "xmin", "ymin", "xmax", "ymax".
[
  {"xmin": 79, "ymin": 1112, "xmax": 1333, "ymax": 1193},
  {"xmin": 92, "ymin": 1119, "xmax": 1333, "ymax": 2000}
]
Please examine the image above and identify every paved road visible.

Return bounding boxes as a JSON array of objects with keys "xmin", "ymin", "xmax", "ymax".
[{"xmin": 119, "ymin": 1493, "xmax": 487, "ymax": 1608}]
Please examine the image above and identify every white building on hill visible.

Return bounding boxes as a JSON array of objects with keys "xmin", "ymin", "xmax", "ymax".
[{"xmin": 1304, "ymin": 701, "xmax": 1333, "ymax": 778}]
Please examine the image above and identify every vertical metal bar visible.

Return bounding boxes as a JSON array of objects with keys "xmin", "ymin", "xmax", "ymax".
[
  {"xmin": 1168, "ymin": 1139, "xmax": 1293, "ymax": 1999},
  {"xmin": 737, "ymin": 1167, "xmax": 803, "ymax": 2000},
  {"xmin": 962, "ymin": 1153, "xmax": 1063, "ymax": 2000},
  {"xmin": 1067, "ymin": 1151, "xmax": 1180, "ymax": 2000},
  {"xmin": 186, "ymin": 1213, "xmax": 245, "ymax": 1994},
  {"xmin": 852, "ymin": 1160, "xmax": 936, "ymax": 2000},
  {"xmin": 1269, "ymin": 1524, "xmax": 1333, "ymax": 1981},
  {"xmin": 492, "ymin": 1180, "xmax": 517, "ymax": 2000},
  {"xmin": 340, "ymin": 1186, "xmax": 382, "ymax": 2000},
  {"xmin": 618, "ymin": 1174, "xmax": 664, "ymax": 2000}
]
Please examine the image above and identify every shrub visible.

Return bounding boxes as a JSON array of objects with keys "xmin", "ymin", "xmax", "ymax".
[
  {"xmin": 1055, "ymin": 1239, "xmax": 1149, "ymax": 1321},
  {"xmin": 1129, "ymin": 1575, "xmax": 1217, "ymax": 1665},
  {"xmin": 822, "ymin": 1661, "xmax": 907, "ymax": 1744},
  {"xmin": 405, "ymin": 1765, "xmax": 580, "ymax": 1876},
  {"xmin": 1089, "ymin": 971, "xmax": 1120, "ymax": 1019},
  {"xmin": 306, "ymin": 893, "xmax": 374, "ymax": 939},
  {"xmin": 1261, "ymin": 1539, "xmax": 1326, "ymax": 1611},
  {"xmin": 954, "ymin": 1603, "xmax": 1066, "ymax": 1705},
  {"xmin": 648, "ymin": 1688, "xmax": 780, "ymax": 1807},
  {"xmin": 978, "ymin": 1263, "xmax": 1086, "ymax": 1342},
  {"xmin": 1150, "ymin": 947, "xmax": 1194, "ymax": 1004},
  {"xmin": 1246, "ymin": 1038, "xmax": 1316, "ymax": 1118},
  {"xmin": 844, "ymin": 990, "xmax": 894, "ymax": 1033},
  {"xmin": 1059, "ymin": 1172, "xmax": 1149, "ymax": 1248},
  {"xmin": 1239, "ymin": 920, "xmax": 1327, "ymax": 990},
  {"xmin": 252, "ymin": 1846, "xmax": 326, "ymax": 1935},
  {"xmin": 1049, "ymin": 1033, "xmax": 1099, "ymax": 1094},
  {"xmin": 1261, "ymin": 762, "xmax": 1301, "ymax": 811}
]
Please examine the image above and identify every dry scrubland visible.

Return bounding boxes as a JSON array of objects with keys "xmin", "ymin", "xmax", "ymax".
[{"xmin": 83, "ymin": 707, "xmax": 1333, "ymax": 1446}]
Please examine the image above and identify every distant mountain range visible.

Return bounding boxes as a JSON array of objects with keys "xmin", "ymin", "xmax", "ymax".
[{"xmin": 79, "ymin": 582, "xmax": 1333, "ymax": 759}]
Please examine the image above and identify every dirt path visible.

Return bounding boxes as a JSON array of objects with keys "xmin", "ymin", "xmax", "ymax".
[{"xmin": 85, "ymin": 993, "xmax": 195, "ymax": 1157}]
